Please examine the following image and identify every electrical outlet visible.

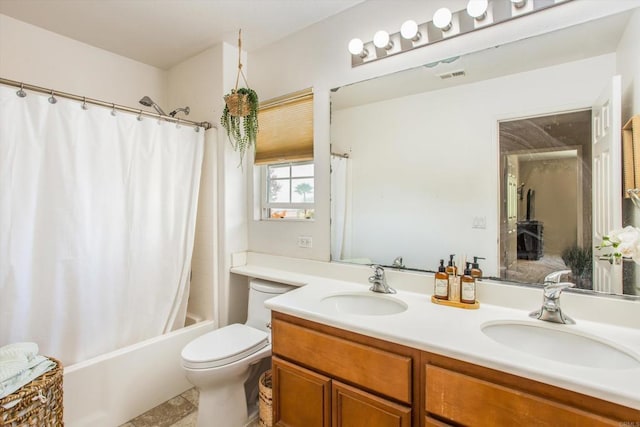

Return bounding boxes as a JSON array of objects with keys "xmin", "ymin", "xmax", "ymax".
[
  {"xmin": 472, "ymin": 216, "xmax": 487, "ymax": 229},
  {"xmin": 297, "ymin": 235, "xmax": 313, "ymax": 248}
]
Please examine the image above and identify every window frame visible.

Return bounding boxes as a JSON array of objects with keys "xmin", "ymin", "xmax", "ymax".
[{"xmin": 261, "ymin": 160, "xmax": 315, "ymax": 220}]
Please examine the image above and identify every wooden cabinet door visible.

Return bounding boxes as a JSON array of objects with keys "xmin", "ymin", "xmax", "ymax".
[
  {"xmin": 272, "ymin": 356, "xmax": 331, "ymax": 427},
  {"xmin": 332, "ymin": 381, "xmax": 411, "ymax": 427}
]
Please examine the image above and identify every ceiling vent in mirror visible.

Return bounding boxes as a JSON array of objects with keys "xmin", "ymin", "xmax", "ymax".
[{"xmin": 437, "ymin": 70, "xmax": 466, "ymax": 80}]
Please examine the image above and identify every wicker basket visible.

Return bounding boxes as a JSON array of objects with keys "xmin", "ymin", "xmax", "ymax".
[
  {"xmin": 0, "ymin": 357, "xmax": 63, "ymax": 427},
  {"xmin": 224, "ymin": 92, "xmax": 251, "ymax": 117},
  {"xmin": 258, "ymin": 369, "xmax": 272, "ymax": 427}
]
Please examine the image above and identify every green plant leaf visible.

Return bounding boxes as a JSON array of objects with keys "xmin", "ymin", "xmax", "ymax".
[{"xmin": 220, "ymin": 87, "xmax": 259, "ymax": 167}]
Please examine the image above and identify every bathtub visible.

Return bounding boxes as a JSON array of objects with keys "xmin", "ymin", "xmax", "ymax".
[{"xmin": 63, "ymin": 319, "xmax": 215, "ymax": 427}]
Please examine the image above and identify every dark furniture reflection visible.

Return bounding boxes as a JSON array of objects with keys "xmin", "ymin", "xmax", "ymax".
[{"xmin": 517, "ymin": 220, "xmax": 544, "ymax": 260}]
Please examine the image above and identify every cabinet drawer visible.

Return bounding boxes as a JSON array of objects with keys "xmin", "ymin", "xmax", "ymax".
[
  {"xmin": 272, "ymin": 318, "xmax": 412, "ymax": 404},
  {"xmin": 425, "ymin": 364, "xmax": 618, "ymax": 426}
]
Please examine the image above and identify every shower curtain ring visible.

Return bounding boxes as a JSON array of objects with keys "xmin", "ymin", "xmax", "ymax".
[
  {"xmin": 175, "ymin": 119, "xmax": 181, "ymax": 129},
  {"xmin": 137, "ymin": 110, "xmax": 144, "ymax": 121},
  {"xmin": 16, "ymin": 83, "xmax": 27, "ymax": 98},
  {"xmin": 81, "ymin": 97, "xmax": 88, "ymax": 110},
  {"xmin": 48, "ymin": 90, "xmax": 57, "ymax": 104},
  {"xmin": 111, "ymin": 103, "xmax": 117, "ymax": 116}
]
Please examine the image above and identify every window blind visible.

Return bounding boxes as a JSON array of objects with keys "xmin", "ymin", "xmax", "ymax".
[{"xmin": 255, "ymin": 88, "xmax": 313, "ymax": 165}]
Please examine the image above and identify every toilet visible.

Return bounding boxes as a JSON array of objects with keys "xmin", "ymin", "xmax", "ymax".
[{"xmin": 181, "ymin": 278, "xmax": 294, "ymax": 427}]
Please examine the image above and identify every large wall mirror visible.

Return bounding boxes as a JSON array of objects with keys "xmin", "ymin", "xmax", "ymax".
[{"xmin": 330, "ymin": 8, "xmax": 639, "ymax": 297}]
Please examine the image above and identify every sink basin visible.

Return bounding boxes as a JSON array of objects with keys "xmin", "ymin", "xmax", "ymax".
[
  {"xmin": 319, "ymin": 292, "xmax": 408, "ymax": 316},
  {"xmin": 482, "ymin": 321, "xmax": 640, "ymax": 370}
]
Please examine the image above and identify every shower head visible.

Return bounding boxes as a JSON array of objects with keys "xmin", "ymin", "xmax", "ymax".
[
  {"xmin": 169, "ymin": 106, "xmax": 190, "ymax": 117},
  {"xmin": 139, "ymin": 96, "xmax": 166, "ymax": 116}
]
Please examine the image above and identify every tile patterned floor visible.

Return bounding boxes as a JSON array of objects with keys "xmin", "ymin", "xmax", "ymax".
[{"xmin": 120, "ymin": 388, "xmax": 260, "ymax": 427}]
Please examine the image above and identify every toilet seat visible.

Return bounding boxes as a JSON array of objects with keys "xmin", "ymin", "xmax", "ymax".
[{"xmin": 181, "ymin": 324, "xmax": 269, "ymax": 369}]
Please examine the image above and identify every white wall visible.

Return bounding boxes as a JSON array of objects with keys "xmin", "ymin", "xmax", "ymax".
[
  {"xmin": 331, "ymin": 54, "xmax": 614, "ymax": 275},
  {"xmin": 0, "ymin": 14, "xmax": 166, "ymax": 108},
  {"xmin": 167, "ymin": 46, "xmax": 223, "ymax": 324},
  {"xmin": 248, "ymin": 0, "xmax": 640, "ymax": 263},
  {"xmin": 219, "ymin": 43, "xmax": 251, "ymax": 325},
  {"xmin": 519, "ymin": 158, "xmax": 578, "ymax": 256}
]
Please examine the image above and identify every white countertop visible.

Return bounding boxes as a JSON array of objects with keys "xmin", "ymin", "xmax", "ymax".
[{"xmin": 232, "ymin": 263, "xmax": 640, "ymax": 410}]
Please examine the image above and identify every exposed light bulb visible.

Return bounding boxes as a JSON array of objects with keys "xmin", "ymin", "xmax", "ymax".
[
  {"xmin": 467, "ymin": 0, "xmax": 488, "ymax": 20},
  {"xmin": 400, "ymin": 20, "xmax": 420, "ymax": 41},
  {"xmin": 433, "ymin": 8, "xmax": 453, "ymax": 31},
  {"xmin": 373, "ymin": 30, "xmax": 392, "ymax": 49},
  {"xmin": 348, "ymin": 38, "xmax": 366, "ymax": 56},
  {"xmin": 510, "ymin": 0, "xmax": 527, "ymax": 8}
]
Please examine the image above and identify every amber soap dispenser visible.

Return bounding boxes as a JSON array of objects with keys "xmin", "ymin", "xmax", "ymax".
[
  {"xmin": 460, "ymin": 262, "xmax": 476, "ymax": 304},
  {"xmin": 434, "ymin": 259, "xmax": 449, "ymax": 300}
]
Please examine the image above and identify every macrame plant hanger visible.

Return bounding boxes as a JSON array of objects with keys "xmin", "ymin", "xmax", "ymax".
[{"xmin": 225, "ymin": 29, "xmax": 251, "ymax": 117}]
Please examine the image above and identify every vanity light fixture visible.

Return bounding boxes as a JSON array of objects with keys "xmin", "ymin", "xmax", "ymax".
[
  {"xmin": 373, "ymin": 30, "xmax": 393, "ymax": 50},
  {"xmin": 467, "ymin": 0, "xmax": 489, "ymax": 20},
  {"xmin": 348, "ymin": 38, "xmax": 368, "ymax": 57},
  {"xmin": 348, "ymin": 0, "xmax": 571, "ymax": 67},
  {"xmin": 400, "ymin": 20, "xmax": 421, "ymax": 41},
  {"xmin": 433, "ymin": 7, "xmax": 453, "ymax": 31}
]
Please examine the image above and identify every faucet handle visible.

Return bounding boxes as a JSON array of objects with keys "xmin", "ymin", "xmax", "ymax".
[
  {"xmin": 543, "ymin": 281, "xmax": 574, "ymax": 299},
  {"xmin": 543, "ymin": 269, "xmax": 572, "ymax": 284},
  {"xmin": 392, "ymin": 256, "xmax": 405, "ymax": 268},
  {"xmin": 370, "ymin": 264, "xmax": 385, "ymax": 278}
]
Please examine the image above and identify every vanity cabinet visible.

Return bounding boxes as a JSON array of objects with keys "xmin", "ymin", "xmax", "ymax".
[
  {"xmin": 271, "ymin": 312, "xmax": 418, "ymax": 427},
  {"xmin": 271, "ymin": 312, "xmax": 639, "ymax": 427},
  {"xmin": 422, "ymin": 352, "xmax": 640, "ymax": 426}
]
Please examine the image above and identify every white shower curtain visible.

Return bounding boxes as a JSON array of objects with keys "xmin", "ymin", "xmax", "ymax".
[
  {"xmin": 0, "ymin": 86, "xmax": 204, "ymax": 366},
  {"xmin": 331, "ymin": 155, "xmax": 351, "ymax": 261}
]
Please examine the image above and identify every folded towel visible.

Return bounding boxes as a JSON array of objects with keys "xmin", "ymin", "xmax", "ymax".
[
  {"xmin": 0, "ymin": 355, "xmax": 56, "ymax": 400},
  {"xmin": 0, "ymin": 358, "xmax": 29, "ymax": 383},
  {"xmin": 0, "ymin": 342, "xmax": 39, "ymax": 363}
]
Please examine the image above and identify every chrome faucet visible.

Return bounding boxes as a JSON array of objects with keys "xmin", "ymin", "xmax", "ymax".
[
  {"xmin": 529, "ymin": 269, "xmax": 575, "ymax": 324},
  {"xmin": 368, "ymin": 265, "xmax": 396, "ymax": 294},
  {"xmin": 392, "ymin": 256, "xmax": 405, "ymax": 269}
]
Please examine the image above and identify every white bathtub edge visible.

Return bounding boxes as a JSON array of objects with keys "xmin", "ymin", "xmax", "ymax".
[{"xmin": 63, "ymin": 320, "xmax": 215, "ymax": 427}]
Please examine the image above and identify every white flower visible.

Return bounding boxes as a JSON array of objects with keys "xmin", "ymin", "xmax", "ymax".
[{"xmin": 598, "ymin": 226, "xmax": 640, "ymax": 265}]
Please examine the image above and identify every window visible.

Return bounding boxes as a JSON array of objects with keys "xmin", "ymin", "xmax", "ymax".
[
  {"xmin": 263, "ymin": 161, "xmax": 314, "ymax": 220},
  {"xmin": 256, "ymin": 88, "xmax": 314, "ymax": 220}
]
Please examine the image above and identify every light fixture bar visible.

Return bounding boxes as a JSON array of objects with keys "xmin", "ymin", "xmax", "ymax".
[{"xmin": 349, "ymin": 0, "xmax": 572, "ymax": 67}]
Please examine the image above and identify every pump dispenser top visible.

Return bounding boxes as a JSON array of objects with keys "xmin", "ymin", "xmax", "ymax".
[
  {"xmin": 446, "ymin": 254, "xmax": 457, "ymax": 276},
  {"xmin": 471, "ymin": 256, "xmax": 485, "ymax": 279}
]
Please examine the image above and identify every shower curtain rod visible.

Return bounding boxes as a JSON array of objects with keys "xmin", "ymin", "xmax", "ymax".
[
  {"xmin": 0, "ymin": 77, "xmax": 214, "ymax": 130},
  {"xmin": 331, "ymin": 151, "xmax": 349, "ymax": 158}
]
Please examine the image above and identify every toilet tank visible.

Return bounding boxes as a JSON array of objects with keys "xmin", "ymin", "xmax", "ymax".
[{"xmin": 245, "ymin": 278, "xmax": 295, "ymax": 332}]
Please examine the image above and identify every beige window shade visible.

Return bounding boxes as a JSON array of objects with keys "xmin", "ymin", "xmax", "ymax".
[{"xmin": 255, "ymin": 89, "xmax": 313, "ymax": 165}]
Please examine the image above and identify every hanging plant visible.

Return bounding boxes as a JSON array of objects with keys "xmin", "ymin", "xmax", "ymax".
[
  {"xmin": 220, "ymin": 29, "xmax": 259, "ymax": 166},
  {"xmin": 221, "ymin": 87, "xmax": 258, "ymax": 163}
]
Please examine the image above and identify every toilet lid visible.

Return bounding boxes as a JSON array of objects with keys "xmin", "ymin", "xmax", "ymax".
[{"xmin": 182, "ymin": 324, "xmax": 269, "ymax": 369}]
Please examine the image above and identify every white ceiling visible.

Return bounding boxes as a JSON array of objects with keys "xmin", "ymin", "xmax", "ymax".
[{"xmin": 0, "ymin": 0, "xmax": 364, "ymax": 70}]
